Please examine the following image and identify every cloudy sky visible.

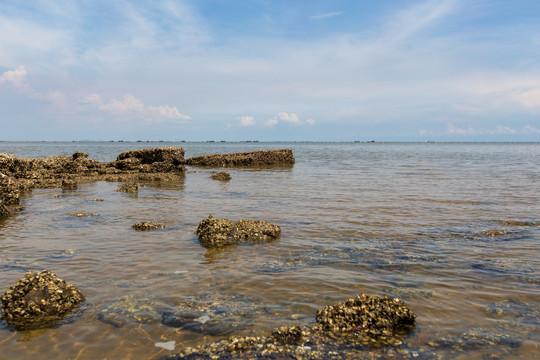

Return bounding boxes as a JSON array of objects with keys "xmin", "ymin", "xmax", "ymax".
[{"xmin": 1, "ymin": 0, "xmax": 539, "ymax": 141}]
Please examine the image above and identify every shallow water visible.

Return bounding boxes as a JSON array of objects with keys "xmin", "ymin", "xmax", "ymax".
[{"xmin": 0, "ymin": 142, "xmax": 539, "ymax": 359}]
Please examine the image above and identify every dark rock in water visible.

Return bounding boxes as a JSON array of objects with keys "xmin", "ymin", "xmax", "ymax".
[
  {"xmin": 196, "ymin": 216, "xmax": 281, "ymax": 248},
  {"xmin": 165, "ymin": 294, "xmax": 417, "ymax": 359},
  {"xmin": 132, "ymin": 222, "xmax": 165, "ymax": 231},
  {"xmin": 113, "ymin": 146, "xmax": 186, "ymax": 173},
  {"xmin": 0, "ymin": 202, "xmax": 9, "ymax": 219},
  {"xmin": 0, "ymin": 177, "xmax": 20, "ymax": 206},
  {"xmin": 72, "ymin": 152, "xmax": 88, "ymax": 160},
  {"xmin": 186, "ymin": 149, "xmax": 295, "ymax": 167},
  {"xmin": 210, "ymin": 170, "xmax": 231, "ymax": 181},
  {"xmin": 315, "ymin": 294, "xmax": 416, "ymax": 340},
  {"xmin": 97, "ymin": 296, "xmax": 165, "ymax": 328},
  {"xmin": 61, "ymin": 179, "xmax": 78, "ymax": 190},
  {"xmin": 0, "ymin": 270, "xmax": 85, "ymax": 330},
  {"xmin": 117, "ymin": 183, "xmax": 139, "ymax": 193}
]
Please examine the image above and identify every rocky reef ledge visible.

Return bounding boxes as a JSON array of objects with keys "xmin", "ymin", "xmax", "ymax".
[
  {"xmin": 166, "ymin": 294, "xmax": 416, "ymax": 359},
  {"xmin": 196, "ymin": 216, "xmax": 281, "ymax": 248},
  {"xmin": 186, "ymin": 149, "xmax": 295, "ymax": 167},
  {"xmin": 1, "ymin": 270, "xmax": 85, "ymax": 330}
]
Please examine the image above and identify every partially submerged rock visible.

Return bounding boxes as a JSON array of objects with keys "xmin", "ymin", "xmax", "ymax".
[
  {"xmin": 166, "ymin": 294, "xmax": 417, "ymax": 359},
  {"xmin": 1, "ymin": 270, "xmax": 85, "ymax": 330},
  {"xmin": 196, "ymin": 216, "xmax": 281, "ymax": 248},
  {"xmin": 112, "ymin": 146, "xmax": 186, "ymax": 173},
  {"xmin": 132, "ymin": 222, "xmax": 165, "ymax": 231},
  {"xmin": 117, "ymin": 183, "xmax": 139, "ymax": 193},
  {"xmin": 0, "ymin": 202, "xmax": 9, "ymax": 219},
  {"xmin": 186, "ymin": 149, "xmax": 295, "ymax": 167},
  {"xmin": 210, "ymin": 170, "xmax": 231, "ymax": 181},
  {"xmin": 315, "ymin": 294, "xmax": 416, "ymax": 340},
  {"xmin": 61, "ymin": 179, "xmax": 78, "ymax": 190}
]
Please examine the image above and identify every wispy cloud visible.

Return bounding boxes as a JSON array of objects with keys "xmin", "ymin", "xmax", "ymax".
[
  {"xmin": 264, "ymin": 112, "xmax": 314, "ymax": 127},
  {"xmin": 309, "ymin": 11, "xmax": 344, "ymax": 20},
  {"xmin": 238, "ymin": 115, "xmax": 255, "ymax": 126},
  {"xmin": 81, "ymin": 93, "xmax": 190, "ymax": 122}
]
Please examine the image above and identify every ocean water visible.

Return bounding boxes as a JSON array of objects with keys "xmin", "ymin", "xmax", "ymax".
[{"xmin": 0, "ymin": 141, "xmax": 538, "ymax": 359}]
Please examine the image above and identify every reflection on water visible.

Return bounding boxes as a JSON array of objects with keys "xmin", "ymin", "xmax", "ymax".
[{"xmin": 0, "ymin": 142, "xmax": 539, "ymax": 359}]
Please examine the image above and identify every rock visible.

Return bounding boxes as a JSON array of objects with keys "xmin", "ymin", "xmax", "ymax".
[
  {"xmin": 186, "ymin": 149, "xmax": 295, "ymax": 167},
  {"xmin": 61, "ymin": 179, "xmax": 78, "ymax": 190},
  {"xmin": 164, "ymin": 294, "xmax": 417, "ymax": 359},
  {"xmin": 71, "ymin": 152, "xmax": 88, "ymax": 160},
  {"xmin": 0, "ymin": 202, "xmax": 10, "ymax": 219},
  {"xmin": 0, "ymin": 177, "xmax": 20, "ymax": 205},
  {"xmin": 0, "ymin": 270, "xmax": 85, "ymax": 330},
  {"xmin": 196, "ymin": 216, "xmax": 281, "ymax": 248},
  {"xmin": 113, "ymin": 147, "xmax": 186, "ymax": 173},
  {"xmin": 132, "ymin": 222, "xmax": 165, "ymax": 231},
  {"xmin": 210, "ymin": 170, "xmax": 231, "ymax": 181},
  {"xmin": 315, "ymin": 294, "xmax": 416, "ymax": 339},
  {"xmin": 97, "ymin": 296, "xmax": 164, "ymax": 328},
  {"xmin": 117, "ymin": 183, "xmax": 139, "ymax": 193}
]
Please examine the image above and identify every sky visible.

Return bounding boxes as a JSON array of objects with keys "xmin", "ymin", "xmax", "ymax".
[{"xmin": 1, "ymin": 0, "xmax": 539, "ymax": 141}]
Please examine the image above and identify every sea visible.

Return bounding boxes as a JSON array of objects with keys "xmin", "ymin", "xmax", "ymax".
[{"xmin": 0, "ymin": 141, "xmax": 538, "ymax": 359}]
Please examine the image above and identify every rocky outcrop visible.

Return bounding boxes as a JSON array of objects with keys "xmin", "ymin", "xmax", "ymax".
[
  {"xmin": 1, "ymin": 270, "xmax": 85, "ymax": 330},
  {"xmin": 186, "ymin": 149, "xmax": 295, "ymax": 167},
  {"xmin": 132, "ymin": 222, "xmax": 165, "ymax": 231},
  {"xmin": 165, "ymin": 294, "xmax": 416, "ymax": 359},
  {"xmin": 210, "ymin": 170, "xmax": 231, "ymax": 181},
  {"xmin": 111, "ymin": 146, "xmax": 186, "ymax": 173},
  {"xmin": 117, "ymin": 183, "xmax": 139, "ymax": 193},
  {"xmin": 196, "ymin": 216, "xmax": 281, "ymax": 248}
]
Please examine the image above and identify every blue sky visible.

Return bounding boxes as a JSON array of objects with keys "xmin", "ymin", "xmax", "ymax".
[{"xmin": 1, "ymin": 0, "xmax": 539, "ymax": 141}]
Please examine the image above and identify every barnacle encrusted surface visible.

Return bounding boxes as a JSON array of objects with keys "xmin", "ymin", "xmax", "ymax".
[
  {"xmin": 117, "ymin": 183, "xmax": 139, "ymax": 193},
  {"xmin": 196, "ymin": 216, "xmax": 281, "ymax": 248},
  {"xmin": 165, "ymin": 295, "xmax": 418, "ymax": 359},
  {"xmin": 132, "ymin": 222, "xmax": 165, "ymax": 231},
  {"xmin": 210, "ymin": 170, "xmax": 231, "ymax": 181},
  {"xmin": 1, "ymin": 270, "xmax": 85, "ymax": 330},
  {"xmin": 186, "ymin": 149, "xmax": 295, "ymax": 167},
  {"xmin": 315, "ymin": 294, "xmax": 416, "ymax": 339}
]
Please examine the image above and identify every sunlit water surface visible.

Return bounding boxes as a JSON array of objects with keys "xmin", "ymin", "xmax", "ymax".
[{"xmin": 0, "ymin": 142, "xmax": 538, "ymax": 359}]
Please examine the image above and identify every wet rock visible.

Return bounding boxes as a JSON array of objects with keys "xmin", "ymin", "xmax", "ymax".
[
  {"xmin": 0, "ymin": 202, "xmax": 9, "ymax": 219},
  {"xmin": 132, "ymin": 222, "xmax": 165, "ymax": 231},
  {"xmin": 117, "ymin": 183, "xmax": 139, "ymax": 193},
  {"xmin": 210, "ymin": 170, "xmax": 231, "ymax": 181},
  {"xmin": 315, "ymin": 294, "xmax": 416, "ymax": 340},
  {"xmin": 113, "ymin": 146, "xmax": 186, "ymax": 173},
  {"xmin": 0, "ymin": 177, "xmax": 20, "ymax": 206},
  {"xmin": 196, "ymin": 216, "xmax": 281, "ymax": 248},
  {"xmin": 61, "ymin": 179, "xmax": 78, "ymax": 190},
  {"xmin": 97, "ymin": 296, "xmax": 165, "ymax": 328},
  {"xmin": 0, "ymin": 270, "xmax": 85, "ymax": 330},
  {"xmin": 166, "ymin": 294, "xmax": 417, "ymax": 359},
  {"xmin": 71, "ymin": 152, "xmax": 88, "ymax": 160},
  {"xmin": 186, "ymin": 149, "xmax": 295, "ymax": 167},
  {"xmin": 481, "ymin": 229, "xmax": 508, "ymax": 236}
]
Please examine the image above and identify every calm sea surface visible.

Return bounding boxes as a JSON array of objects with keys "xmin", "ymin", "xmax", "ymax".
[{"xmin": 0, "ymin": 142, "xmax": 538, "ymax": 359}]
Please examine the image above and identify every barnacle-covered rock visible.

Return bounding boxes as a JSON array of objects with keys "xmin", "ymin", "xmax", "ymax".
[
  {"xmin": 315, "ymin": 294, "xmax": 416, "ymax": 340},
  {"xmin": 186, "ymin": 149, "xmax": 295, "ymax": 167},
  {"xmin": 112, "ymin": 146, "xmax": 186, "ymax": 173},
  {"xmin": 61, "ymin": 179, "xmax": 78, "ymax": 190},
  {"xmin": 0, "ymin": 177, "xmax": 20, "ymax": 206},
  {"xmin": 0, "ymin": 202, "xmax": 9, "ymax": 219},
  {"xmin": 196, "ymin": 216, "xmax": 281, "ymax": 248},
  {"xmin": 117, "ymin": 183, "xmax": 139, "ymax": 193},
  {"xmin": 132, "ymin": 222, "xmax": 165, "ymax": 231},
  {"xmin": 210, "ymin": 170, "xmax": 231, "ymax": 181},
  {"xmin": 97, "ymin": 296, "xmax": 165, "ymax": 328},
  {"xmin": 0, "ymin": 270, "xmax": 85, "ymax": 330}
]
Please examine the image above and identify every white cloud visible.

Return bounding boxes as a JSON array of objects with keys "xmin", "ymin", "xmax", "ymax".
[
  {"xmin": 82, "ymin": 93, "xmax": 190, "ymax": 121},
  {"xmin": 265, "ymin": 112, "xmax": 314, "ymax": 127},
  {"xmin": 0, "ymin": 65, "xmax": 28, "ymax": 89},
  {"xmin": 264, "ymin": 118, "xmax": 278, "ymax": 127},
  {"xmin": 309, "ymin": 12, "xmax": 344, "ymax": 20},
  {"xmin": 238, "ymin": 115, "xmax": 255, "ymax": 126},
  {"xmin": 524, "ymin": 125, "xmax": 540, "ymax": 134},
  {"xmin": 0, "ymin": 65, "xmax": 66, "ymax": 107},
  {"xmin": 490, "ymin": 125, "xmax": 516, "ymax": 135},
  {"xmin": 446, "ymin": 123, "xmax": 477, "ymax": 135}
]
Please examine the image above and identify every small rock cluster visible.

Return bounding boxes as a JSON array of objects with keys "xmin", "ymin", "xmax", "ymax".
[
  {"xmin": 132, "ymin": 222, "xmax": 165, "ymax": 231},
  {"xmin": 210, "ymin": 170, "xmax": 231, "ymax": 181},
  {"xmin": 117, "ymin": 183, "xmax": 139, "ymax": 193},
  {"xmin": 166, "ymin": 294, "xmax": 416, "ymax": 359},
  {"xmin": 196, "ymin": 216, "xmax": 281, "ymax": 248},
  {"xmin": 0, "ymin": 270, "xmax": 85, "ymax": 330}
]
